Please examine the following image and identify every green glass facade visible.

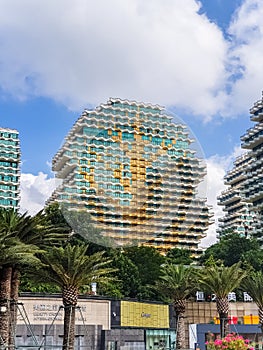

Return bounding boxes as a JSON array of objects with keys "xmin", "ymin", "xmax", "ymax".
[
  {"xmin": 0, "ymin": 128, "xmax": 20, "ymax": 209},
  {"xmin": 49, "ymin": 98, "xmax": 211, "ymax": 256}
]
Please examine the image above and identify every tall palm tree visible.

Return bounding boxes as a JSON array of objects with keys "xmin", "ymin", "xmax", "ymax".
[
  {"xmin": 0, "ymin": 231, "xmax": 20, "ymax": 347},
  {"xmin": 197, "ymin": 262, "xmax": 247, "ymax": 338},
  {"xmin": 0, "ymin": 229, "xmax": 40, "ymax": 347},
  {"xmin": 156, "ymin": 264, "xmax": 197, "ymax": 349},
  {"xmin": 10, "ymin": 209, "xmax": 69, "ymax": 303},
  {"xmin": 0, "ymin": 207, "xmax": 68, "ymax": 348},
  {"xmin": 242, "ymin": 270, "xmax": 263, "ymax": 332},
  {"xmin": 35, "ymin": 243, "xmax": 116, "ymax": 350}
]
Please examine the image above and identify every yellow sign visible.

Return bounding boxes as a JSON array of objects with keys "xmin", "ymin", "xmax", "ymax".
[{"xmin": 121, "ymin": 301, "xmax": 169, "ymax": 328}]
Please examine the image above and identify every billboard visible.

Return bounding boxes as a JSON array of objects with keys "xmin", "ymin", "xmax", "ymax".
[{"xmin": 121, "ymin": 301, "xmax": 169, "ymax": 328}]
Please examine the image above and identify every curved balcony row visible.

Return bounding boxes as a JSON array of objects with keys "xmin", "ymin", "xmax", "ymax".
[
  {"xmin": 84, "ymin": 114, "xmax": 187, "ymax": 136},
  {"xmin": 69, "ymin": 114, "xmax": 173, "ymax": 144},
  {"xmin": 54, "ymin": 136, "xmax": 196, "ymax": 162},
  {"xmin": 102, "ymin": 97, "xmax": 165, "ymax": 112},
  {"xmin": 53, "ymin": 193, "xmax": 210, "ymax": 221},
  {"xmin": 241, "ymin": 128, "xmax": 263, "ymax": 150},
  {"xmin": 82, "ymin": 113, "xmax": 181, "ymax": 134},
  {"xmin": 55, "ymin": 159, "xmax": 205, "ymax": 182},
  {"xmin": 94, "ymin": 219, "xmax": 207, "ymax": 236}
]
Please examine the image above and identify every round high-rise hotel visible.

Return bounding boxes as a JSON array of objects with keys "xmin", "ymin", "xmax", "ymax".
[{"xmin": 49, "ymin": 98, "xmax": 212, "ymax": 256}]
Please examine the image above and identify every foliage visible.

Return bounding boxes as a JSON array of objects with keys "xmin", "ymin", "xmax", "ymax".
[
  {"xmin": 156, "ymin": 264, "xmax": 197, "ymax": 349},
  {"xmin": 0, "ymin": 208, "xmax": 46, "ymax": 268},
  {"xmin": 241, "ymin": 250, "xmax": 263, "ymax": 271},
  {"xmin": 34, "ymin": 243, "xmax": 116, "ymax": 291},
  {"xmin": 242, "ymin": 271, "xmax": 263, "ymax": 309},
  {"xmin": 44, "ymin": 202, "xmax": 71, "ymax": 229},
  {"xmin": 165, "ymin": 248, "xmax": 193, "ymax": 265},
  {"xmin": 19, "ymin": 274, "xmax": 60, "ymax": 293},
  {"xmin": 97, "ymin": 280, "xmax": 123, "ymax": 299},
  {"xmin": 124, "ymin": 246, "xmax": 165, "ymax": 285},
  {"xmin": 156, "ymin": 264, "xmax": 197, "ymax": 302},
  {"xmin": 197, "ymin": 262, "xmax": 247, "ymax": 297},
  {"xmin": 108, "ymin": 250, "xmax": 141, "ymax": 298},
  {"xmin": 124, "ymin": 246, "xmax": 165, "ymax": 299},
  {"xmin": 200, "ymin": 234, "xmax": 261, "ymax": 267},
  {"xmin": 206, "ymin": 333, "xmax": 254, "ymax": 350}
]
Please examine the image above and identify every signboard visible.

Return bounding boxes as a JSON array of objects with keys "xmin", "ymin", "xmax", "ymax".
[
  {"xmin": 17, "ymin": 296, "xmax": 110, "ymax": 329},
  {"xmin": 121, "ymin": 301, "xmax": 169, "ymax": 328}
]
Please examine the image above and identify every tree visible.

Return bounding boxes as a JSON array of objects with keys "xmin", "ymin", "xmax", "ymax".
[
  {"xmin": 44, "ymin": 202, "xmax": 71, "ymax": 229},
  {"xmin": 0, "ymin": 231, "xmax": 24, "ymax": 346},
  {"xmin": 0, "ymin": 209, "xmax": 44, "ymax": 348},
  {"xmin": 107, "ymin": 250, "xmax": 141, "ymax": 298},
  {"xmin": 197, "ymin": 262, "xmax": 247, "ymax": 338},
  {"xmin": 0, "ymin": 239, "xmax": 40, "ymax": 347},
  {"xmin": 165, "ymin": 247, "xmax": 193, "ymax": 265},
  {"xmin": 241, "ymin": 250, "xmax": 263, "ymax": 271},
  {"xmin": 156, "ymin": 264, "xmax": 197, "ymax": 349},
  {"xmin": 124, "ymin": 246, "xmax": 165, "ymax": 299},
  {"xmin": 34, "ymin": 243, "xmax": 115, "ymax": 350},
  {"xmin": 242, "ymin": 271, "xmax": 263, "ymax": 332},
  {"xmin": 200, "ymin": 234, "xmax": 260, "ymax": 267},
  {"xmin": 0, "ymin": 207, "xmax": 68, "ymax": 348}
]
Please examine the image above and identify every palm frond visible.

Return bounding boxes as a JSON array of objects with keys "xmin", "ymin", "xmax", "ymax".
[
  {"xmin": 242, "ymin": 271, "xmax": 263, "ymax": 307},
  {"xmin": 35, "ymin": 243, "xmax": 117, "ymax": 290},
  {"xmin": 198, "ymin": 262, "xmax": 247, "ymax": 298},
  {"xmin": 156, "ymin": 264, "xmax": 197, "ymax": 301}
]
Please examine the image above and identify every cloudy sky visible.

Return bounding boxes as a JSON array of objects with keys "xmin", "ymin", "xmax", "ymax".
[{"xmin": 1, "ymin": 0, "xmax": 263, "ymax": 246}]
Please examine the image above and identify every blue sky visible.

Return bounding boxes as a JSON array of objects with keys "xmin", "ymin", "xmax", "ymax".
[{"xmin": 1, "ymin": 0, "xmax": 262, "ymax": 245}]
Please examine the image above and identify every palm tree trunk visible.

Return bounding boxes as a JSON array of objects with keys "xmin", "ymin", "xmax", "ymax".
[
  {"xmin": 175, "ymin": 313, "xmax": 186, "ymax": 349},
  {"xmin": 0, "ymin": 266, "xmax": 12, "ymax": 347},
  {"xmin": 62, "ymin": 285, "xmax": 78, "ymax": 350},
  {"xmin": 9, "ymin": 268, "xmax": 20, "ymax": 349},
  {"xmin": 216, "ymin": 297, "xmax": 229, "ymax": 338},
  {"xmin": 63, "ymin": 304, "xmax": 76, "ymax": 350},
  {"xmin": 258, "ymin": 307, "xmax": 263, "ymax": 333},
  {"xmin": 219, "ymin": 312, "xmax": 229, "ymax": 338},
  {"xmin": 174, "ymin": 299, "xmax": 186, "ymax": 349}
]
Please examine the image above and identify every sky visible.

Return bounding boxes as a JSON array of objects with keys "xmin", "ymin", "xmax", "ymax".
[{"xmin": 1, "ymin": 0, "xmax": 263, "ymax": 247}]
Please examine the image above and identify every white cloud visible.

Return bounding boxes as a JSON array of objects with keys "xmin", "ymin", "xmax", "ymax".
[
  {"xmin": 0, "ymin": 0, "xmax": 228, "ymax": 116},
  {"xmin": 1, "ymin": 0, "xmax": 263, "ymax": 120},
  {"xmin": 200, "ymin": 145, "xmax": 245, "ymax": 247},
  {"xmin": 20, "ymin": 172, "xmax": 59, "ymax": 215},
  {"xmin": 223, "ymin": 0, "xmax": 263, "ymax": 116}
]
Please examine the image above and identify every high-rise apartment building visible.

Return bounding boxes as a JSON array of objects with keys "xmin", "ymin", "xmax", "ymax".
[
  {"xmin": 0, "ymin": 127, "xmax": 20, "ymax": 210},
  {"xmin": 241, "ymin": 93, "xmax": 263, "ymax": 241},
  {"xmin": 217, "ymin": 153, "xmax": 255, "ymax": 237},
  {"xmin": 49, "ymin": 98, "xmax": 211, "ymax": 255}
]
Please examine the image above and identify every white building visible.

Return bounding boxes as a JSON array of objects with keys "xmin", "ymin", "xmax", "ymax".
[
  {"xmin": 217, "ymin": 153, "xmax": 255, "ymax": 237},
  {"xmin": 241, "ymin": 93, "xmax": 263, "ymax": 242}
]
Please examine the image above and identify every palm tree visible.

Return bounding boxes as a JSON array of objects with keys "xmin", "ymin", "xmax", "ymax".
[
  {"xmin": 0, "ymin": 207, "xmax": 68, "ymax": 348},
  {"xmin": 0, "ymin": 229, "xmax": 40, "ymax": 348},
  {"xmin": 35, "ymin": 243, "xmax": 116, "ymax": 350},
  {"xmin": 197, "ymin": 262, "xmax": 247, "ymax": 338},
  {"xmin": 10, "ymin": 209, "xmax": 68, "ymax": 303},
  {"xmin": 156, "ymin": 264, "xmax": 197, "ymax": 349},
  {"xmin": 242, "ymin": 270, "xmax": 263, "ymax": 332},
  {"xmin": 0, "ymin": 231, "xmax": 19, "ymax": 347}
]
